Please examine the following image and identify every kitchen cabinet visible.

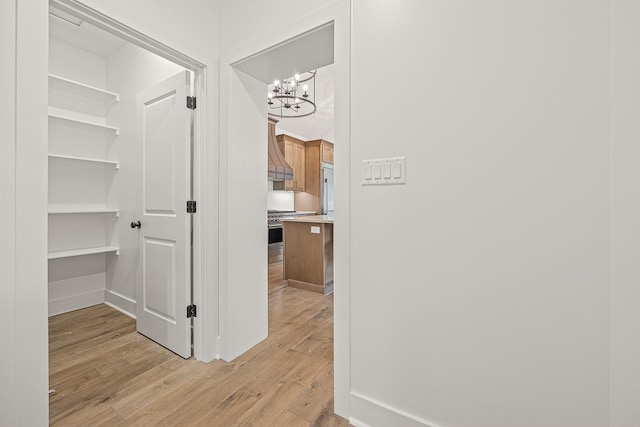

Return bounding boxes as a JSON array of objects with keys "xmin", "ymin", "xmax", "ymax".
[
  {"xmin": 281, "ymin": 216, "xmax": 334, "ymax": 295},
  {"xmin": 275, "ymin": 134, "xmax": 306, "ymax": 191},
  {"xmin": 321, "ymin": 141, "xmax": 334, "ymax": 164},
  {"xmin": 294, "ymin": 139, "xmax": 334, "ymax": 214}
]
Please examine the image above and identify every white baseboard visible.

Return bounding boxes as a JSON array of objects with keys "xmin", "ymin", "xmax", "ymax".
[
  {"xmin": 104, "ymin": 290, "xmax": 136, "ymax": 318},
  {"xmin": 48, "ymin": 289, "xmax": 104, "ymax": 316},
  {"xmin": 350, "ymin": 391, "xmax": 440, "ymax": 427}
]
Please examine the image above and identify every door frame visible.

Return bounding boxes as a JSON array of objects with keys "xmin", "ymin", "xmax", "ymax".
[
  {"xmin": 49, "ymin": 0, "xmax": 209, "ymax": 360},
  {"xmin": 218, "ymin": 1, "xmax": 351, "ymax": 417}
]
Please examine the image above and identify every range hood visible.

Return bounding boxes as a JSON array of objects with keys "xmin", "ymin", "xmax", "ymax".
[{"xmin": 268, "ymin": 117, "xmax": 294, "ymax": 181}]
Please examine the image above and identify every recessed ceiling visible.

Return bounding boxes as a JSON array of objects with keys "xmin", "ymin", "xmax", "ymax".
[{"xmin": 49, "ymin": 13, "xmax": 127, "ymax": 58}]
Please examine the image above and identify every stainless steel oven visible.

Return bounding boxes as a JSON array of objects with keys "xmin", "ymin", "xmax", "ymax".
[
  {"xmin": 267, "ymin": 210, "xmax": 294, "ymax": 245},
  {"xmin": 268, "ymin": 210, "xmax": 293, "ymax": 265},
  {"xmin": 268, "ymin": 223, "xmax": 283, "ymax": 245}
]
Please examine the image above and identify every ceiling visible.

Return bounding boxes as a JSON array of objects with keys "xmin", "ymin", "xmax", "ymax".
[
  {"xmin": 233, "ymin": 22, "xmax": 334, "ymax": 85},
  {"xmin": 273, "ymin": 64, "xmax": 335, "ymax": 143},
  {"xmin": 232, "ymin": 22, "xmax": 335, "ymax": 143},
  {"xmin": 49, "ymin": 12, "xmax": 127, "ymax": 57}
]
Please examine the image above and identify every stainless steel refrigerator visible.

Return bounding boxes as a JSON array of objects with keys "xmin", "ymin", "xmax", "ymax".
[{"xmin": 321, "ymin": 164, "xmax": 334, "ymax": 215}]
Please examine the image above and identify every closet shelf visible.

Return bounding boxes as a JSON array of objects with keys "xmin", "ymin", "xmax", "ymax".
[
  {"xmin": 48, "ymin": 246, "xmax": 120, "ymax": 260},
  {"xmin": 48, "ymin": 208, "xmax": 120, "ymax": 215},
  {"xmin": 48, "ymin": 154, "xmax": 120, "ymax": 168},
  {"xmin": 48, "ymin": 113, "xmax": 120, "ymax": 135},
  {"xmin": 48, "ymin": 74, "xmax": 120, "ymax": 102}
]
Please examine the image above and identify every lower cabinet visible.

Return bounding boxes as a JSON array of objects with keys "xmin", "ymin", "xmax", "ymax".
[{"xmin": 283, "ymin": 220, "xmax": 334, "ymax": 295}]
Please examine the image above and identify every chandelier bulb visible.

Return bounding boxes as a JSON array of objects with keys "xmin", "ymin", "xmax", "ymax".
[{"xmin": 267, "ymin": 71, "xmax": 316, "ymax": 118}]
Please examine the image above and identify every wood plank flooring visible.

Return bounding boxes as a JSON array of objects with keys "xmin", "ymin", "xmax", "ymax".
[{"xmin": 49, "ymin": 264, "xmax": 348, "ymax": 426}]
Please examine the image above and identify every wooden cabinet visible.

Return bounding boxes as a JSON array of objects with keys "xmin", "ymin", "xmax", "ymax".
[
  {"xmin": 275, "ymin": 134, "xmax": 306, "ymax": 191},
  {"xmin": 294, "ymin": 139, "xmax": 334, "ymax": 214},
  {"xmin": 283, "ymin": 220, "xmax": 333, "ymax": 295},
  {"xmin": 321, "ymin": 142, "xmax": 334, "ymax": 164}
]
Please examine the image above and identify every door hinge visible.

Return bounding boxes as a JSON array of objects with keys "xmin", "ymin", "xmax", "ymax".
[
  {"xmin": 187, "ymin": 200, "xmax": 197, "ymax": 213},
  {"xmin": 187, "ymin": 304, "xmax": 197, "ymax": 318},
  {"xmin": 187, "ymin": 96, "xmax": 196, "ymax": 110}
]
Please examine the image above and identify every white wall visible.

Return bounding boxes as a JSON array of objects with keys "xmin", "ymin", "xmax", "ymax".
[
  {"xmin": 0, "ymin": 0, "xmax": 17, "ymax": 423},
  {"xmin": 0, "ymin": 0, "xmax": 49, "ymax": 425},
  {"xmin": 105, "ymin": 42, "xmax": 185, "ymax": 316},
  {"xmin": 267, "ymin": 181, "xmax": 295, "ymax": 211},
  {"xmin": 610, "ymin": 0, "xmax": 640, "ymax": 425},
  {"xmin": 218, "ymin": 69, "xmax": 270, "ymax": 358},
  {"xmin": 49, "ymin": 37, "xmax": 106, "ymax": 87},
  {"xmin": 349, "ymin": 1, "xmax": 610, "ymax": 426}
]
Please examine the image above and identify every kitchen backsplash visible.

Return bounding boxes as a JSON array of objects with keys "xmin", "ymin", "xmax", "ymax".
[{"xmin": 267, "ymin": 181, "xmax": 295, "ymax": 211}]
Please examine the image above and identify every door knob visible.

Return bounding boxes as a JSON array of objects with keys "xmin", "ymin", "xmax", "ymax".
[{"xmin": 130, "ymin": 221, "xmax": 141, "ymax": 229}]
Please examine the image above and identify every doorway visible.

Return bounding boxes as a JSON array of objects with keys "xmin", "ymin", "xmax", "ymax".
[
  {"xmin": 47, "ymin": 0, "xmax": 207, "ymax": 364},
  {"xmin": 221, "ymin": 6, "xmax": 351, "ymax": 415},
  {"xmin": 229, "ymin": 15, "xmax": 348, "ymax": 408}
]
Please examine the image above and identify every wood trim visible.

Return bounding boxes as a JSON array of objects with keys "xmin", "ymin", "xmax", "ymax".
[{"xmin": 287, "ymin": 279, "xmax": 325, "ymax": 294}]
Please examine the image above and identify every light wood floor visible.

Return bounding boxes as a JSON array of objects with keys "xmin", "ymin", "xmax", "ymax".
[{"xmin": 49, "ymin": 261, "xmax": 348, "ymax": 426}]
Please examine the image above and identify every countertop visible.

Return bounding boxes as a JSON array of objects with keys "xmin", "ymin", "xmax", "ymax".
[{"xmin": 280, "ymin": 215, "xmax": 334, "ymax": 224}]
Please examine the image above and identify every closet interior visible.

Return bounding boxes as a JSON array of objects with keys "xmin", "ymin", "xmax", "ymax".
[{"xmin": 47, "ymin": 11, "xmax": 186, "ymax": 317}]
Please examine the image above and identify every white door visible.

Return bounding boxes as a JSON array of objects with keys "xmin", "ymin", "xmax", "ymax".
[{"xmin": 135, "ymin": 70, "xmax": 193, "ymax": 358}]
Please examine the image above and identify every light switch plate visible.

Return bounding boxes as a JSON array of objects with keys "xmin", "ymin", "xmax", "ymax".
[
  {"xmin": 362, "ymin": 157, "xmax": 406, "ymax": 185},
  {"xmin": 310, "ymin": 226, "xmax": 320, "ymax": 234}
]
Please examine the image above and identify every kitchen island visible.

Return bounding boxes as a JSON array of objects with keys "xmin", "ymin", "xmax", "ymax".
[{"xmin": 281, "ymin": 215, "xmax": 334, "ymax": 295}]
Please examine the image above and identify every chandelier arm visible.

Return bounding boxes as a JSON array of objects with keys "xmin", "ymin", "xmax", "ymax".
[{"xmin": 267, "ymin": 70, "xmax": 316, "ymax": 118}]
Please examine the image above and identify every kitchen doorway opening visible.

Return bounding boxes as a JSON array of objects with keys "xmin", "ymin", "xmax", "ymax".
[
  {"xmin": 230, "ymin": 18, "xmax": 341, "ymax": 415},
  {"xmin": 47, "ymin": 1, "xmax": 209, "ymax": 418}
]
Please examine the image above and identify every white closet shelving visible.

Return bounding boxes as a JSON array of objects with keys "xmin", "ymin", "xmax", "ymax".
[
  {"xmin": 49, "ymin": 154, "xmax": 120, "ymax": 168},
  {"xmin": 49, "ymin": 74, "xmax": 120, "ymax": 102},
  {"xmin": 48, "ymin": 246, "xmax": 120, "ymax": 260},
  {"xmin": 48, "ymin": 111, "xmax": 120, "ymax": 135},
  {"xmin": 48, "ymin": 69, "xmax": 121, "ymax": 315},
  {"xmin": 48, "ymin": 208, "xmax": 120, "ymax": 215},
  {"xmin": 48, "ymin": 73, "xmax": 121, "ymax": 258}
]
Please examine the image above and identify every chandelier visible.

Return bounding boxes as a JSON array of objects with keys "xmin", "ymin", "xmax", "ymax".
[{"xmin": 267, "ymin": 70, "xmax": 317, "ymax": 119}]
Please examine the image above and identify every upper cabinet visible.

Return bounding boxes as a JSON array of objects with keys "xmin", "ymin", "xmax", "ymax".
[
  {"xmin": 293, "ymin": 139, "xmax": 334, "ymax": 214},
  {"xmin": 276, "ymin": 134, "xmax": 306, "ymax": 192},
  {"xmin": 321, "ymin": 141, "xmax": 334, "ymax": 164}
]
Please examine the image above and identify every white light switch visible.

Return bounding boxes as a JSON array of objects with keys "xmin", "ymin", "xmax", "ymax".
[
  {"xmin": 392, "ymin": 163, "xmax": 401, "ymax": 178},
  {"xmin": 362, "ymin": 157, "xmax": 406, "ymax": 185},
  {"xmin": 364, "ymin": 165, "xmax": 373, "ymax": 180},
  {"xmin": 373, "ymin": 165, "xmax": 382, "ymax": 179},
  {"xmin": 310, "ymin": 226, "xmax": 320, "ymax": 234}
]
